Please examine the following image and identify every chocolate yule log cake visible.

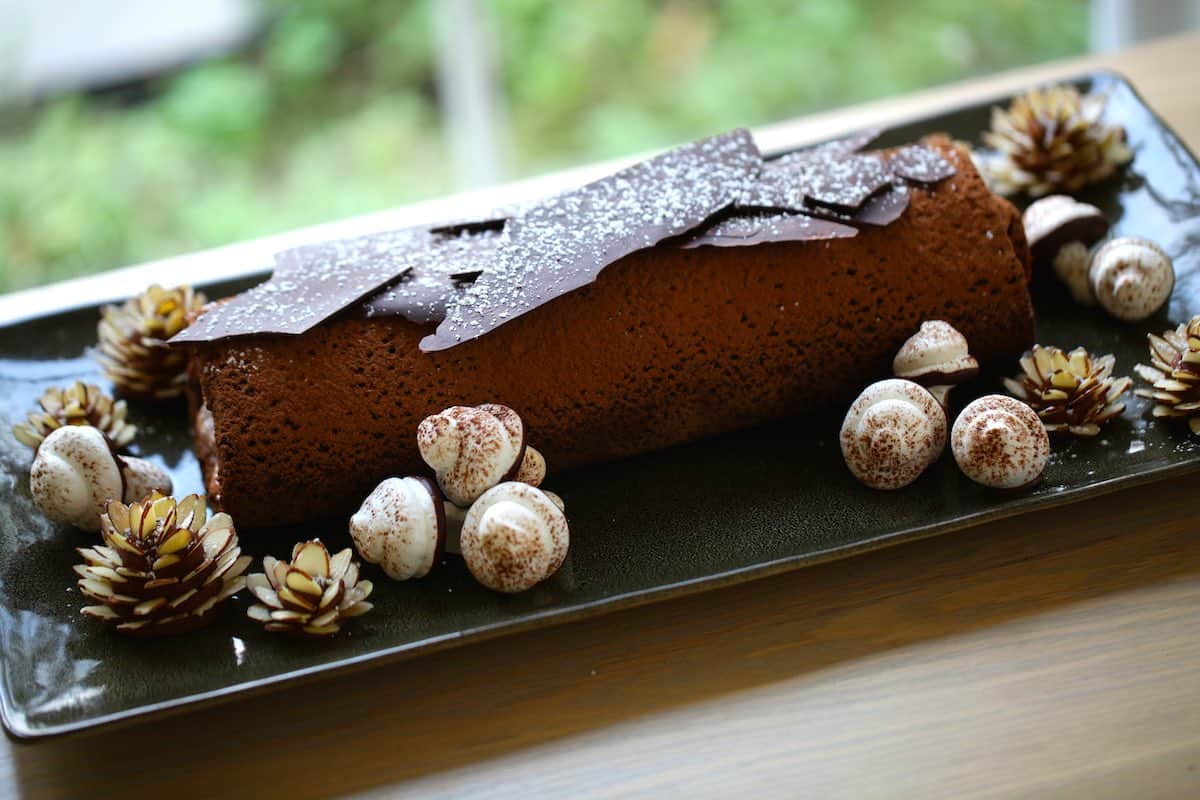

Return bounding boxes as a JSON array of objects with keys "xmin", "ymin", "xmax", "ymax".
[{"xmin": 172, "ymin": 128, "xmax": 1035, "ymax": 527}]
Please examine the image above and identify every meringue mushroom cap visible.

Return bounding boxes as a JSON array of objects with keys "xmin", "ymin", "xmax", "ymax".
[
  {"xmin": 119, "ymin": 456, "xmax": 173, "ymax": 503},
  {"xmin": 29, "ymin": 425, "xmax": 122, "ymax": 531},
  {"xmin": 1022, "ymin": 194, "xmax": 1108, "ymax": 270},
  {"xmin": 460, "ymin": 482, "xmax": 569, "ymax": 594},
  {"xmin": 349, "ymin": 476, "xmax": 446, "ymax": 580},
  {"xmin": 840, "ymin": 379, "xmax": 948, "ymax": 490},
  {"xmin": 416, "ymin": 404, "xmax": 525, "ymax": 507},
  {"xmin": 541, "ymin": 490, "xmax": 566, "ymax": 513},
  {"xmin": 1089, "ymin": 236, "xmax": 1175, "ymax": 322},
  {"xmin": 951, "ymin": 395, "xmax": 1050, "ymax": 489},
  {"xmin": 515, "ymin": 446, "xmax": 546, "ymax": 487},
  {"xmin": 892, "ymin": 320, "xmax": 980, "ymax": 385}
]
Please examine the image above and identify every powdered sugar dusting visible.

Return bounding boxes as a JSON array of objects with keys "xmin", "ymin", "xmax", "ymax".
[
  {"xmin": 174, "ymin": 231, "xmax": 428, "ymax": 342},
  {"xmin": 889, "ymin": 144, "xmax": 956, "ymax": 184},
  {"xmin": 420, "ymin": 129, "xmax": 762, "ymax": 352},
  {"xmin": 363, "ymin": 226, "xmax": 504, "ymax": 324},
  {"xmin": 681, "ymin": 212, "xmax": 858, "ymax": 248}
]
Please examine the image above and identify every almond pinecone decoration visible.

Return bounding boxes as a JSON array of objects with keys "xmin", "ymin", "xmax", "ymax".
[
  {"xmin": 979, "ymin": 85, "xmax": 1132, "ymax": 197},
  {"xmin": 97, "ymin": 284, "xmax": 207, "ymax": 399},
  {"xmin": 246, "ymin": 540, "xmax": 373, "ymax": 637},
  {"xmin": 1004, "ymin": 345, "xmax": 1132, "ymax": 436},
  {"xmin": 11, "ymin": 381, "xmax": 136, "ymax": 451},
  {"xmin": 76, "ymin": 493, "xmax": 251, "ymax": 635},
  {"xmin": 1134, "ymin": 316, "xmax": 1200, "ymax": 435}
]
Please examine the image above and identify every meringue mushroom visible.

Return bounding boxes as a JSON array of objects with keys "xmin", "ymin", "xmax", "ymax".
[
  {"xmin": 1022, "ymin": 195, "xmax": 1108, "ymax": 270},
  {"xmin": 30, "ymin": 425, "xmax": 172, "ymax": 531},
  {"xmin": 417, "ymin": 404, "xmax": 525, "ymax": 507},
  {"xmin": 460, "ymin": 482, "xmax": 569, "ymax": 594},
  {"xmin": 840, "ymin": 379, "xmax": 948, "ymax": 490},
  {"xmin": 892, "ymin": 320, "xmax": 980, "ymax": 407},
  {"xmin": 951, "ymin": 395, "xmax": 1050, "ymax": 489},
  {"xmin": 349, "ymin": 476, "xmax": 446, "ymax": 580},
  {"xmin": 1089, "ymin": 236, "xmax": 1175, "ymax": 322},
  {"xmin": 1052, "ymin": 241, "xmax": 1095, "ymax": 306},
  {"xmin": 515, "ymin": 446, "xmax": 546, "ymax": 487},
  {"xmin": 120, "ymin": 456, "xmax": 174, "ymax": 505}
]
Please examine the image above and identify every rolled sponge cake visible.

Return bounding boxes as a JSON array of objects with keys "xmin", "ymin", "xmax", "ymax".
[{"xmin": 186, "ymin": 136, "xmax": 1033, "ymax": 527}]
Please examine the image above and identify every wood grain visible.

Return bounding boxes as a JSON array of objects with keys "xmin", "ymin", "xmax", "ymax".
[{"xmin": 4, "ymin": 32, "xmax": 1200, "ymax": 800}]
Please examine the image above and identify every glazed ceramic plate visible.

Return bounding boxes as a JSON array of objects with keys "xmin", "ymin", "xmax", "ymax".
[{"xmin": 2, "ymin": 72, "xmax": 1198, "ymax": 739}]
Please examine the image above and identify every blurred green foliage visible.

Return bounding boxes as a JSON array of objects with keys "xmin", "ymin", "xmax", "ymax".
[{"xmin": 0, "ymin": 0, "xmax": 1087, "ymax": 291}]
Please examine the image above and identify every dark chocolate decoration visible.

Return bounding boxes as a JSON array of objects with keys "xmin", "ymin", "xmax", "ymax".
[
  {"xmin": 428, "ymin": 217, "xmax": 508, "ymax": 236},
  {"xmin": 799, "ymin": 153, "xmax": 893, "ymax": 210},
  {"xmin": 854, "ymin": 183, "xmax": 910, "ymax": 226},
  {"xmin": 742, "ymin": 151, "xmax": 893, "ymax": 213},
  {"xmin": 419, "ymin": 129, "xmax": 763, "ymax": 352},
  {"xmin": 172, "ymin": 231, "xmax": 426, "ymax": 343},
  {"xmin": 889, "ymin": 144, "xmax": 957, "ymax": 184},
  {"xmin": 362, "ymin": 226, "xmax": 502, "ymax": 325},
  {"xmin": 682, "ymin": 212, "xmax": 857, "ymax": 248},
  {"xmin": 174, "ymin": 129, "xmax": 957, "ymax": 348}
]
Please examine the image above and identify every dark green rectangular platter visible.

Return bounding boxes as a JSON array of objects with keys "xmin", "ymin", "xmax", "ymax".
[{"xmin": 1, "ymin": 72, "xmax": 1198, "ymax": 740}]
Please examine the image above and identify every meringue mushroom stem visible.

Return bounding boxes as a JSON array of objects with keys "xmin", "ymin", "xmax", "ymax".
[
  {"xmin": 927, "ymin": 385, "xmax": 953, "ymax": 410},
  {"xmin": 443, "ymin": 501, "xmax": 465, "ymax": 555}
]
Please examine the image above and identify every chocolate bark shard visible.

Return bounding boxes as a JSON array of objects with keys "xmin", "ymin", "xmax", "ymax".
[
  {"xmin": 419, "ymin": 128, "xmax": 763, "ymax": 352},
  {"xmin": 742, "ymin": 151, "xmax": 893, "ymax": 213},
  {"xmin": 172, "ymin": 231, "xmax": 426, "ymax": 343},
  {"xmin": 889, "ymin": 144, "xmax": 956, "ymax": 184},
  {"xmin": 854, "ymin": 183, "xmax": 911, "ymax": 226},
  {"xmin": 362, "ymin": 225, "xmax": 502, "ymax": 324},
  {"xmin": 681, "ymin": 212, "xmax": 858, "ymax": 248}
]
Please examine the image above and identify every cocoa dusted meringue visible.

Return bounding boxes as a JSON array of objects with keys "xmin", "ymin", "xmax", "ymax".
[
  {"xmin": 892, "ymin": 320, "xmax": 980, "ymax": 407},
  {"xmin": 1089, "ymin": 237, "xmax": 1175, "ymax": 322},
  {"xmin": 1020, "ymin": 195, "xmax": 1108, "ymax": 304},
  {"xmin": 951, "ymin": 395, "xmax": 1050, "ymax": 489},
  {"xmin": 460, "ymin": 482, "xmax": 569, "ymax": 594},
  {"xmin": 1022, "ymin": 195, "xmax": 1108, "ymax": 270},
  {"xmin": 349, "ymin": 476, "xmax": 446, "ymax": 580},
  {"xmin": 515, "ymin": 446, "xmax": 546, "ymax": 487},
  {"xmin": 417, "ymin": 404, "xmax": 525, "ymax": 507},
  {"xmin": 30, "ymin": 425, "xmax": 172, "ymax": 531},
  {"xmin": 840, "ymin": 379, "xmax": 947, "ymax": 490}
]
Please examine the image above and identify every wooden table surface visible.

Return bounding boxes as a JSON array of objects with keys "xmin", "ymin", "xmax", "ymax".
[{"xmin": 5, "ymin": 33, "xmax": 1200, "ymax": 800}]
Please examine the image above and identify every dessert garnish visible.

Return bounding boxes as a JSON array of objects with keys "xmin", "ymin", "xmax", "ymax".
[
  {"xmin": 515, "ymin": 446, "xmax": 546, "ymax": 487},
  {"xmin": 681, "ymin": 212, "xmax": 856, "ymax": 249},
  {"xmin": 892, "ymin": 320, "xmax": 980, "ymax": 408},
  {"xmin": 169, "ymin": 129, "xmax": 957, "ymax": 351},
  {"xmin": 76, "ymin": 492, "xmax": 250, "ymax": 635},
  {"xmin": 460, "ymin": 482, "xmax": 569, "ymax": 594},
  {"xmin": 421, "ymin": 129, "xmax": 762, "ymax": 352},
  {"xmin": 1088, "ymin": 236, "xmax": 1175, "ymax": 322},
  {"xmin": 246, "ymin": 540, "xmax": 373, "ymax": 637},
  {"xmin": 1003, "ymin": 345, "xmax": 1132, "ymax": 437},
  {"xmin": 1134, "ymin": 315, "xmax": 1200, "ymax": 436},
  {"xmin": 951, "ymin": 395, "xmax": 1050, "ymax": 489},
  {"xmin": 11, "ymin": 381, "xmax": 136, "ymax": 452},
  {"xmin": 98, "ymin": 283, "xmax": 207, "ymax": 399},
  {"xmin": 979, "ymin": 84, "xmax": 1132, "ymax": 197},
  {"xmin": 417, "ymin": 404, "xmax": 526, "ymax": 507},
  {"xmin": 840, "ymin": 379, "xmax": 947, "ymax": 490},
  {"xmin": 542, "ymin": 490, "xmax": 566, "ymax": 512},
  {"xmin": 349, "ymin": 476, "xmax": 446, "ymax": 581},
  {"xmin": 1021, "ymin": 195, "xmax": 1108, "ymax": 302},
  {"xmin": 31, "ymin": 426, "xmax": 171, "ymax": 531}
]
